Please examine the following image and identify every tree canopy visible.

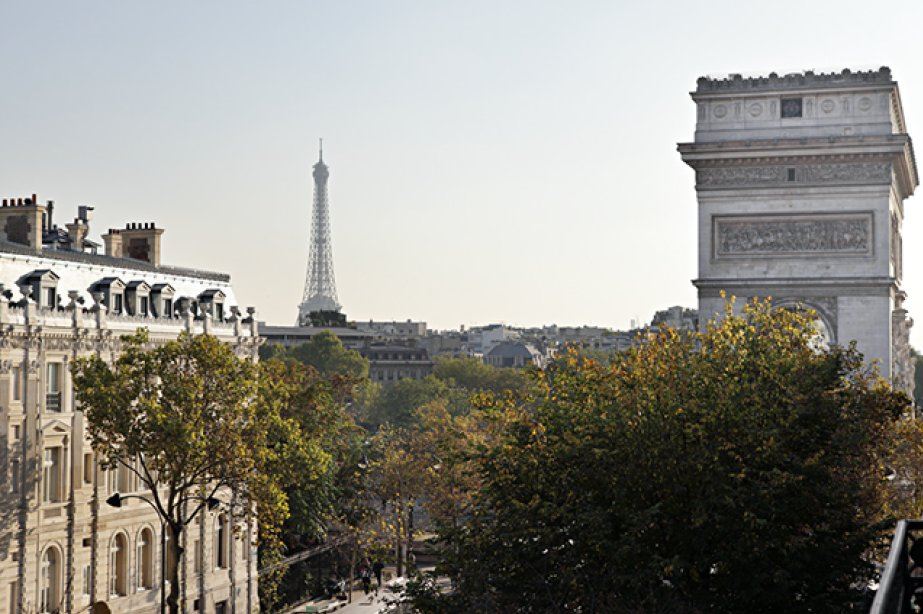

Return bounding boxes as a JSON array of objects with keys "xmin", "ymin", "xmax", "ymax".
[
  {"xmin": 261, "ymin": 330, "xmax": 369, "ymax": 380},
  {"xmin": 418, "ymin": 300, "xmax": 908, "ymax": 613},
  {"xmin": 72, "ymin": 331, "xmax": 320, "ymax": 614}
]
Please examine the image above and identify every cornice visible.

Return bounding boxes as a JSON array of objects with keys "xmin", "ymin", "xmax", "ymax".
[
  {"xmin": 678, "ymin": 135, "xmax": 917, "ymax": 199},
  {"xmin": 694, "ymin": 67, "xmax": 893, "ymax": 95}
]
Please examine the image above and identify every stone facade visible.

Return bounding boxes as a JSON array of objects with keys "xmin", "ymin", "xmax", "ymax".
[
  {"xmin": 359, "ymin": 345, "xmax": 434, "ymax": 383},
  {"xmin": 679, "ymin": 67, "xmax": 918, "ymax": 395},
  {"xmin": 0, "ymin": 200, "xmax": 261, "ymax": 613}
]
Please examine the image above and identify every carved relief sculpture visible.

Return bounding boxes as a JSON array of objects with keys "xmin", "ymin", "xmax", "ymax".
[
  {"xmin": 698, "ymin": 162, "xmax": 891, "ymax": 188},
  {"xmin": 715, "ymin": 214, "xmax": 871, "ymax": 256}
]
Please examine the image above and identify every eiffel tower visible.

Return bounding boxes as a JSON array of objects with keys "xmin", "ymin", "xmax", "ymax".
[{"xmin": 297, "ymin": 140, "xmax": 342, "ymax": 325}]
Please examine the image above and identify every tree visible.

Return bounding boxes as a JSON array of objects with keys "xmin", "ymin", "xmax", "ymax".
[
  {"xmin": 72, "ymin": 331, "xmax": 317, "ymax": 614},
  {"xmin": 360, "ymin": 375, "xmax": 469, "ymax": 429},
  {"xmin": 426, "ymin": 299, "xmax": 907, "ymax": 613},
  {"xmin": 286, "ymin": 330, "xmax": 369, "ymax": 380},
  {"xmin": 432, "ymin": 356, "xmax": 532, "ymax": 395},
  {"xmin": 368, "ymin": 425, "xmax": 426, "ymax": 577}
]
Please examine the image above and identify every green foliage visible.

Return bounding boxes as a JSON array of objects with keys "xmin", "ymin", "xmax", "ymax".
[
  {"xmin": 358, "ymin": 358, "xmax": 535, "ymax": 429},
  {"xmin": 266, "ymin": 330, "xmax": 369, "ymax": 380},
  {"xmin": 425, "ymin": 300, "xmax": 907, "ymax": 613},
  {"xmin": 307, "ymin": 309, "xmax": 348, "ymax": 328},
  {"xmin": 360, "ymin": 375, "xmax": 470, "ymax": 428},
  {"xmin": 72, "ymin": 331, "xmax": 318, "ymax": 614},
  {"xmin": 433, "ymin": 356, "xmax": 533, "ymax": 395}
]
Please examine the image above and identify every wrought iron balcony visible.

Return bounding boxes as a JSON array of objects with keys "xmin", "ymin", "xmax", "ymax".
[
  {"xmin": 870, "ymin": 519, "xmax": 923, "ymax": 613},
  {"xmin": 45, "ymin": 392, "xmax": 61, "ymax": 412}
]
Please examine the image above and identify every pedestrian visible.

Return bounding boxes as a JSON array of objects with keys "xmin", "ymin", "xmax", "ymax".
[
  {"xmin": 360, "ymin": 560, "xmax": 372, "ymax": 595},
  {"xmin": 372, "ymin": 559, "xmax": 384, "ymax": 593}
]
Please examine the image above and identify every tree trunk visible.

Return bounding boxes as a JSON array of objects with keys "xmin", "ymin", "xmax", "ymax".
[
  {"xmin": 166, "ymin": 524, "xmax": 184, "ymax": 614},
  {"xmin": 394, "ymin": 499, "xmax": 403, "ymax": 578},
  {"xmin": 406, "ymin": 502, "xmax": 414, "ymax": 576},
  {"xmin": 349, "ymin": 538, "xmax": 357, "ymax": 603}
]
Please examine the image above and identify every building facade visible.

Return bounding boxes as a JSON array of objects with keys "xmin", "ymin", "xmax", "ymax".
[
  {"xmin": 678, "ymin": 68, "xmax": 918, "ymax": 394},
  {"xmin": 358, "ymin": 345, "xmax": 434, "ymax": 383},
  {"xmin": 0, "ymin": 196, "xmax": 261, "ymax": 613},
  {"xmin": 483, "ymin": 341, "xmax": 544, "ymax": 369}
]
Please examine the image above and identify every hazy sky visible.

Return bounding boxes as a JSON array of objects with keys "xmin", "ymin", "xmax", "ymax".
[{"xmin": 3, "ymin": 1, "xmax": 923, "ymax": 345}]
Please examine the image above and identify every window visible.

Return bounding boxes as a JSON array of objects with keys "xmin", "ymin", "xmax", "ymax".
[
  {"xmin": 82, "ymin": 564, "xmax": 91, "ymax": 597},
  {"xmin": 11, "ymin": 366, "xmax": 21, "ymax": 401},
  {"xmin": 10, "ymin": 459, "xmax": 20, "ymax": 493},
  {"xmin": 46, "ymin": 362, "xmax": 61, "ymax": 393},
  {"xmin": 193, "ymin": 538, "xmax": 202, "ymax": 573},
  {"xmin": 10, "ymin": 424, "xmax": 20, "ymax": 442},
  {"xmin": 110, "ymin": 533, "xmax": 128, "ymax": 596},
  {"xmin": 117, "ymin": 462, "xmax": 132, "ymax": 493},
  {"xmin": 163, "ymin": 298, "xmax": 173, "ymax": 317},
  {"xmin": 787, "ymin": 168, "xmax": 796, "ymax": 182},
  {"xmin": 781, "ymin": 97, "xmax": 803, "ymax": 118},
  {"xmin": 137, "ymin": 528, "xmax": 154, "ymax": 590},
  {"xmin": 40, "ymin": 547, "xmax": 61, "ymax": 613},
  {"xmin": 46, "ymin": 287, "xmax": 56, "ymax": 309},
  {"xmin": 139, "ymin": 296, "xmax": 149, "ymax": 316},
  {"xmin": 9, "ymin": 581, "xmax": 19, "ymax": 614},
  {"xmin": 83, "ymin": 453, "xmax": 94, "ymax": 484},
  {"xmin": 215, "ymin": 514, "xmax": 229, "ymax": 569},
  {"xmin": 165, "ymin": 527, "xmax": 175, "ymax": 580},
  {"xmin": 113, "ymin": 293, "xmax": 123, "ymax": 314},
  {"xmin": 215, "ymin": 303, "xmax": 224, "ymax": 321},
  {"xmin": 42, "ymin": 448, "xmax": 62, "ymax": 503},
  {"xmin": 46, "ymin": 363, "xmax": 61, "ymax": 412}
]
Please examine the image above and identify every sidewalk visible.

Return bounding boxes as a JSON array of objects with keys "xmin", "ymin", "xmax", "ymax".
[{"xmin": 284, "ymin": 587, "xmax": 392, "ymax": 614}]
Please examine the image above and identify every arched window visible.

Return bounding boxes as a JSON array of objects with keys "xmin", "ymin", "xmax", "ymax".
[
  {"xmin": 110, "ymin": 533, "xmax": 129, "ymax": 597},
  {"xmin": 137, "ymin": 528, "xmax": 154, "ymax": 590},
  {"xmin": 215, "ymin": 514, "xmax": 228, "ymax": 569},
  {"xmin": 40, "ymin": 546, "xmax": 61, "ymax": 613}
]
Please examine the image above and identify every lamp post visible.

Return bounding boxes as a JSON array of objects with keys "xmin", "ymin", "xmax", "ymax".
[{"xmin": 106, "ymin": 493, "xmax": 221, "ymax": 614}]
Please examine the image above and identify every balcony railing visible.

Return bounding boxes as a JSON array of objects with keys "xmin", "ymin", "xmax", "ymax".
[
  {"xmin": 870, "ymin": 519, "xmax": 923, "ymax": 613},
  {"xmin": 46, "ymin": 392, "xmax": 61, "ymax": 412}
]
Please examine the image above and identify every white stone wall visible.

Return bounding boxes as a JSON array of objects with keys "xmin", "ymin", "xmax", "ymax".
[{"xmin": 681, "ymin": 69, "xmax": 917, "ymax": 388}]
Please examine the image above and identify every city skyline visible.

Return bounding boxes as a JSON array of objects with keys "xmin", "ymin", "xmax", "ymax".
[{"xmin": 4, "ymin": 1, "xmax": 923, "ymax": 346}]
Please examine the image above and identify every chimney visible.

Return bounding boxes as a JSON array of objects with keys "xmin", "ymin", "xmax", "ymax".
[
  {"xmin": 102, "ymin": 229, "xmax": 123, "ymax": 258},
  {"xmin": 0, "ymin": 195, "xmax": 46, "ymax": 249},
  {"xmin": 118, "ymin": 222, "xmax": 164, "ymax": 266}
]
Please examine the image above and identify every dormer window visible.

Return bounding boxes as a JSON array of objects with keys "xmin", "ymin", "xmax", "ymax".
[
  {"xmin": 198, "ymin": 289, "xmax": 227, "ymax": 321},
  {"xmin": 124, "ymin": 281, "xmax": 151, "ymax": 317},
  {"xmin": 17, "ymin": 269, "xmax": 60, "ymax": 309},
  {"xmin": 88, "ymin": 277, "xmax": 126, "ymax": 315},
  {"xmin": 150, "ymin": 283, "xmax": 176, "ymax": 319}
]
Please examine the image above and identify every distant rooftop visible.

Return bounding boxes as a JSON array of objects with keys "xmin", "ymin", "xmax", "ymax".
[{"xmin": 696, "ymin": 67, "xmax": 894, "ymax": 93}]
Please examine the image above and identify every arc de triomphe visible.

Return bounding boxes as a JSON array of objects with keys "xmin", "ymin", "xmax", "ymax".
[{"xmin": 678, "ymin": 67, "xmax": 917, "ymax": 395}]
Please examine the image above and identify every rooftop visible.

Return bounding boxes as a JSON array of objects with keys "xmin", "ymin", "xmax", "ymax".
[
  {"xmin": 695, "ymin": 67, "xmax": 894, "ymax": 94},
  {"xmin": 0, "ymin": 239, "xmax": 229, "ymax": 282}
]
